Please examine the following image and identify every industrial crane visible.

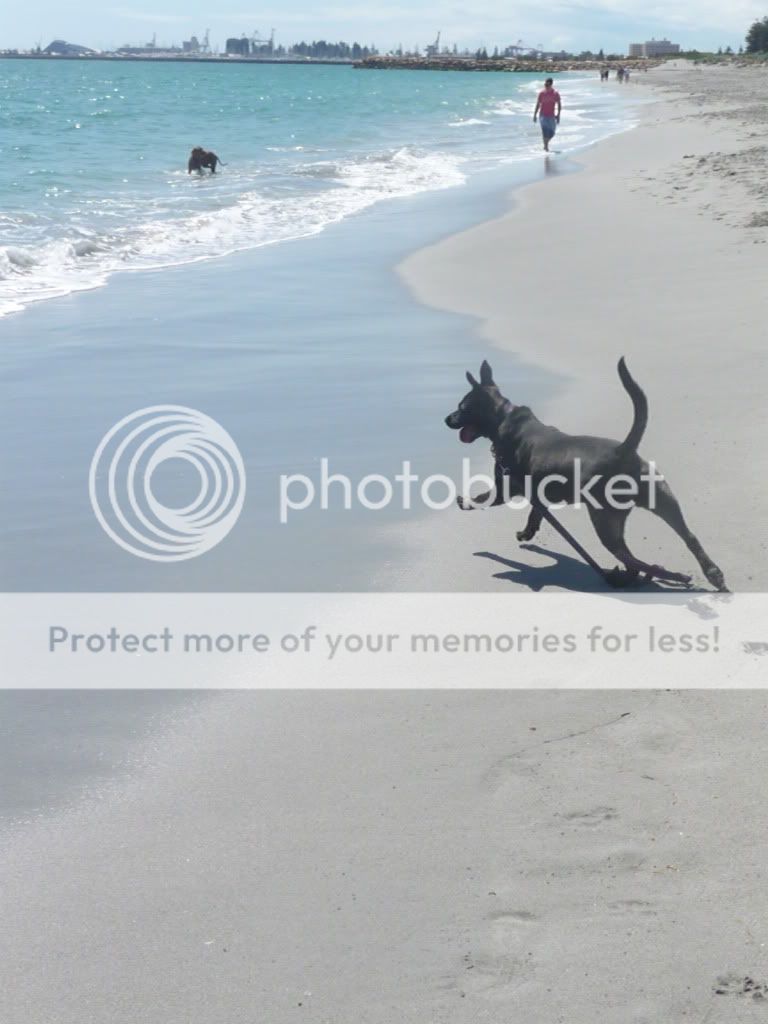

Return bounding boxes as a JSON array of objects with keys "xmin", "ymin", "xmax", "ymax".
[{"xmin": 426, "ymin": 30, "xmax": 441, "ymax": 56}]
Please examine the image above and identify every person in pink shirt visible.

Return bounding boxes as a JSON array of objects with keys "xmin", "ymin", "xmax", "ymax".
[{"xmin": 533, "ymin": 78, "xmax": 562, "ymax": 152}]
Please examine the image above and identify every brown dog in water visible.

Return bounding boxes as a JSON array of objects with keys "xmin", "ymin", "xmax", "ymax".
[{"xmin": 187, "ymin": 147, "xmax": 224, "ymax": 174}]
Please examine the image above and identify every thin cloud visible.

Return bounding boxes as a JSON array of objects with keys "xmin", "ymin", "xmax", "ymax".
[{"xmin": 212, "ymin": 0, "xmax": 762, "ymax": 35}]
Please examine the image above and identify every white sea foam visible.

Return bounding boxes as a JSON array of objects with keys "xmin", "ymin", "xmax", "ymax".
[
  {"xmin": 448, "ymin": 118, "xmax": 492, "ymax": 127},
  {"xmin": 0, "ymin": 146, "xmax": 466, "ymax": 316}
]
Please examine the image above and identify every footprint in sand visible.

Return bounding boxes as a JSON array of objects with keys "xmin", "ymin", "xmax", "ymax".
[
  {"xmin": 489, "ymin": 909, "xmax": 537, "ymax": 923},
  {"xmin": 607, "ymin": 899, "xmax": 657, "ymax": 917},
  {"xmin": 714, "ymin": 973, "xmax": 768, "ymax": 1002},
  {"xmin": 482, "ymin": 750, "xmax": 540, "ymax": 790},
  {"xmin": 460, "ymin": 911, "xmax": 538, "ymax": 998},
  {"xmin": 560, "ymin": 806, "xmax": 618, "ymax": 827}
]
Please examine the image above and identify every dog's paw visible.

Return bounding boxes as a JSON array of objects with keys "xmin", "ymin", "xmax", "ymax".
[
  {"xmin": 457, "ymin": 496, "xmax": 479, "ymax": 511},
  {"xmin": 604, "ymin": 566, "xmax": 637, "ymax": 588},
  {"xmin": 516, "ymin": 529, "xmax": 533, "ymax": 543},
  {"xmin": 457, "ymin": 494, "xmax": 487, "ymax": 510},
  {"xmin": 706, "ymin": 566, "xmax": 728, "ymax": 592}
]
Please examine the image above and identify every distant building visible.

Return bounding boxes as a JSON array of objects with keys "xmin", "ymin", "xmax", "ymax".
[
  {"xmin": 628, "ymin": 38, "xmax": 680, "ymax": 58},
  {"xmin": 43, "ymin": 39, "xmax": 95, "ymax": 56},
  {"xmin": 183, "ymin": 36, "xmax": 200, "ymax": 53},
  {"xmin": 225, "ymin": 37, "xmax": 250, "ymax": 57},
  {"xmin": 117, "ymin": 40, "xmax": 182, "ymax": 55}
]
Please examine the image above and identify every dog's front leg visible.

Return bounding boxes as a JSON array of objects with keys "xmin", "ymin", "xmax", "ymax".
[
  {"xmin": 516, "ymin": 506, "xmax": 543, "ymax": 542},
  {"xmin": 457, "ymin": 462, "xmax": 508, "ymax": 511}
]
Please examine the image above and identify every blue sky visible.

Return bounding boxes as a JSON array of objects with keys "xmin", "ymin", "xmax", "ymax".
[{"xmin": 0, "ymin": 0, "xmax": 763, "ymax": 53}]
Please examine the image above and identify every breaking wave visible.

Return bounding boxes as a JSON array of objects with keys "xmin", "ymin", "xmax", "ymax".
[{"xmin": 0, "ymin": 146, "xmax": 465, "ymax": 316}]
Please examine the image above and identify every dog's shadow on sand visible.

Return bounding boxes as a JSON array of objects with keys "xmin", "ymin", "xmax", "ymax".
[{"xmin": 476, "ymin": 544, "xmax": 708, "ymax": 597}]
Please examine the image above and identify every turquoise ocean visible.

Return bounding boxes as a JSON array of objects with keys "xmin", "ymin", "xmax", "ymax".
[{"xmin": 1, "ymin": 60, "xmax": 632, "ymax": 315}]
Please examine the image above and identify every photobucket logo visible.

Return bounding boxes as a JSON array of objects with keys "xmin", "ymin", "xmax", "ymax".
[
  {"xmin": 279, "ymin": 458, "xmax": 664, "ymax": 521},
  {"xmin": 89, "ymin": 406, "xmax": 246, "ymax": 562}
]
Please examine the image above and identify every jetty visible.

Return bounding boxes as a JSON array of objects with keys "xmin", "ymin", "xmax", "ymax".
[{"xmin": 354, "ymin": 56, "xmax": 661, "ymax": 73}]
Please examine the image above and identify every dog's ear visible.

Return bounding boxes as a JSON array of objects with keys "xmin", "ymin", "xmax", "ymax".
[
  {"xmin": 466, "ymin": 371, "xmax": 479, "ymax": 388},
  {"xmin": 480, "ymin": 361, "xmax": 494, "ymax": 386}
]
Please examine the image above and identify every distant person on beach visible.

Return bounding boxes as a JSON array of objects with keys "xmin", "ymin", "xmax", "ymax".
[
  {"xmin": 617, "ymin": 67, "xmax": 625, "ymax": 83},
  {"xmin": 624, "ymin": 68, "xmax": 631, "ymax": 82},
  {"xmin": 533, "ymin": 78, "xmax": 561, "ymax": 153}
]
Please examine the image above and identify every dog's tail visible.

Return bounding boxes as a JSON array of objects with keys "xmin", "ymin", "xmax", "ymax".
[{"xmin": 616, "ymin": 357, "xmax": 648, "ymax": 454}]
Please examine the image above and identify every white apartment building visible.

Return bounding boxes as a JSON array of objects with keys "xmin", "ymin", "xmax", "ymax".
[{"xmin": 628, "ymin": 38, "xmax": 681, "ymax": 57}]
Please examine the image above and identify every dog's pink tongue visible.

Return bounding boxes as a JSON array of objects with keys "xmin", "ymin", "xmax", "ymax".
[{"xmin": 459, "ymin": 426, "xmax": 478, "ymax": 444}]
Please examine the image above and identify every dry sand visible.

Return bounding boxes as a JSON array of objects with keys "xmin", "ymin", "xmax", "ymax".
[
  {"xmin": 2, "ymin": 64, "xmax": 768, "ymax": 1024},
  {"xmin": 3, "ymin": 688, "xmax": 768, "ymax": 1024}
]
